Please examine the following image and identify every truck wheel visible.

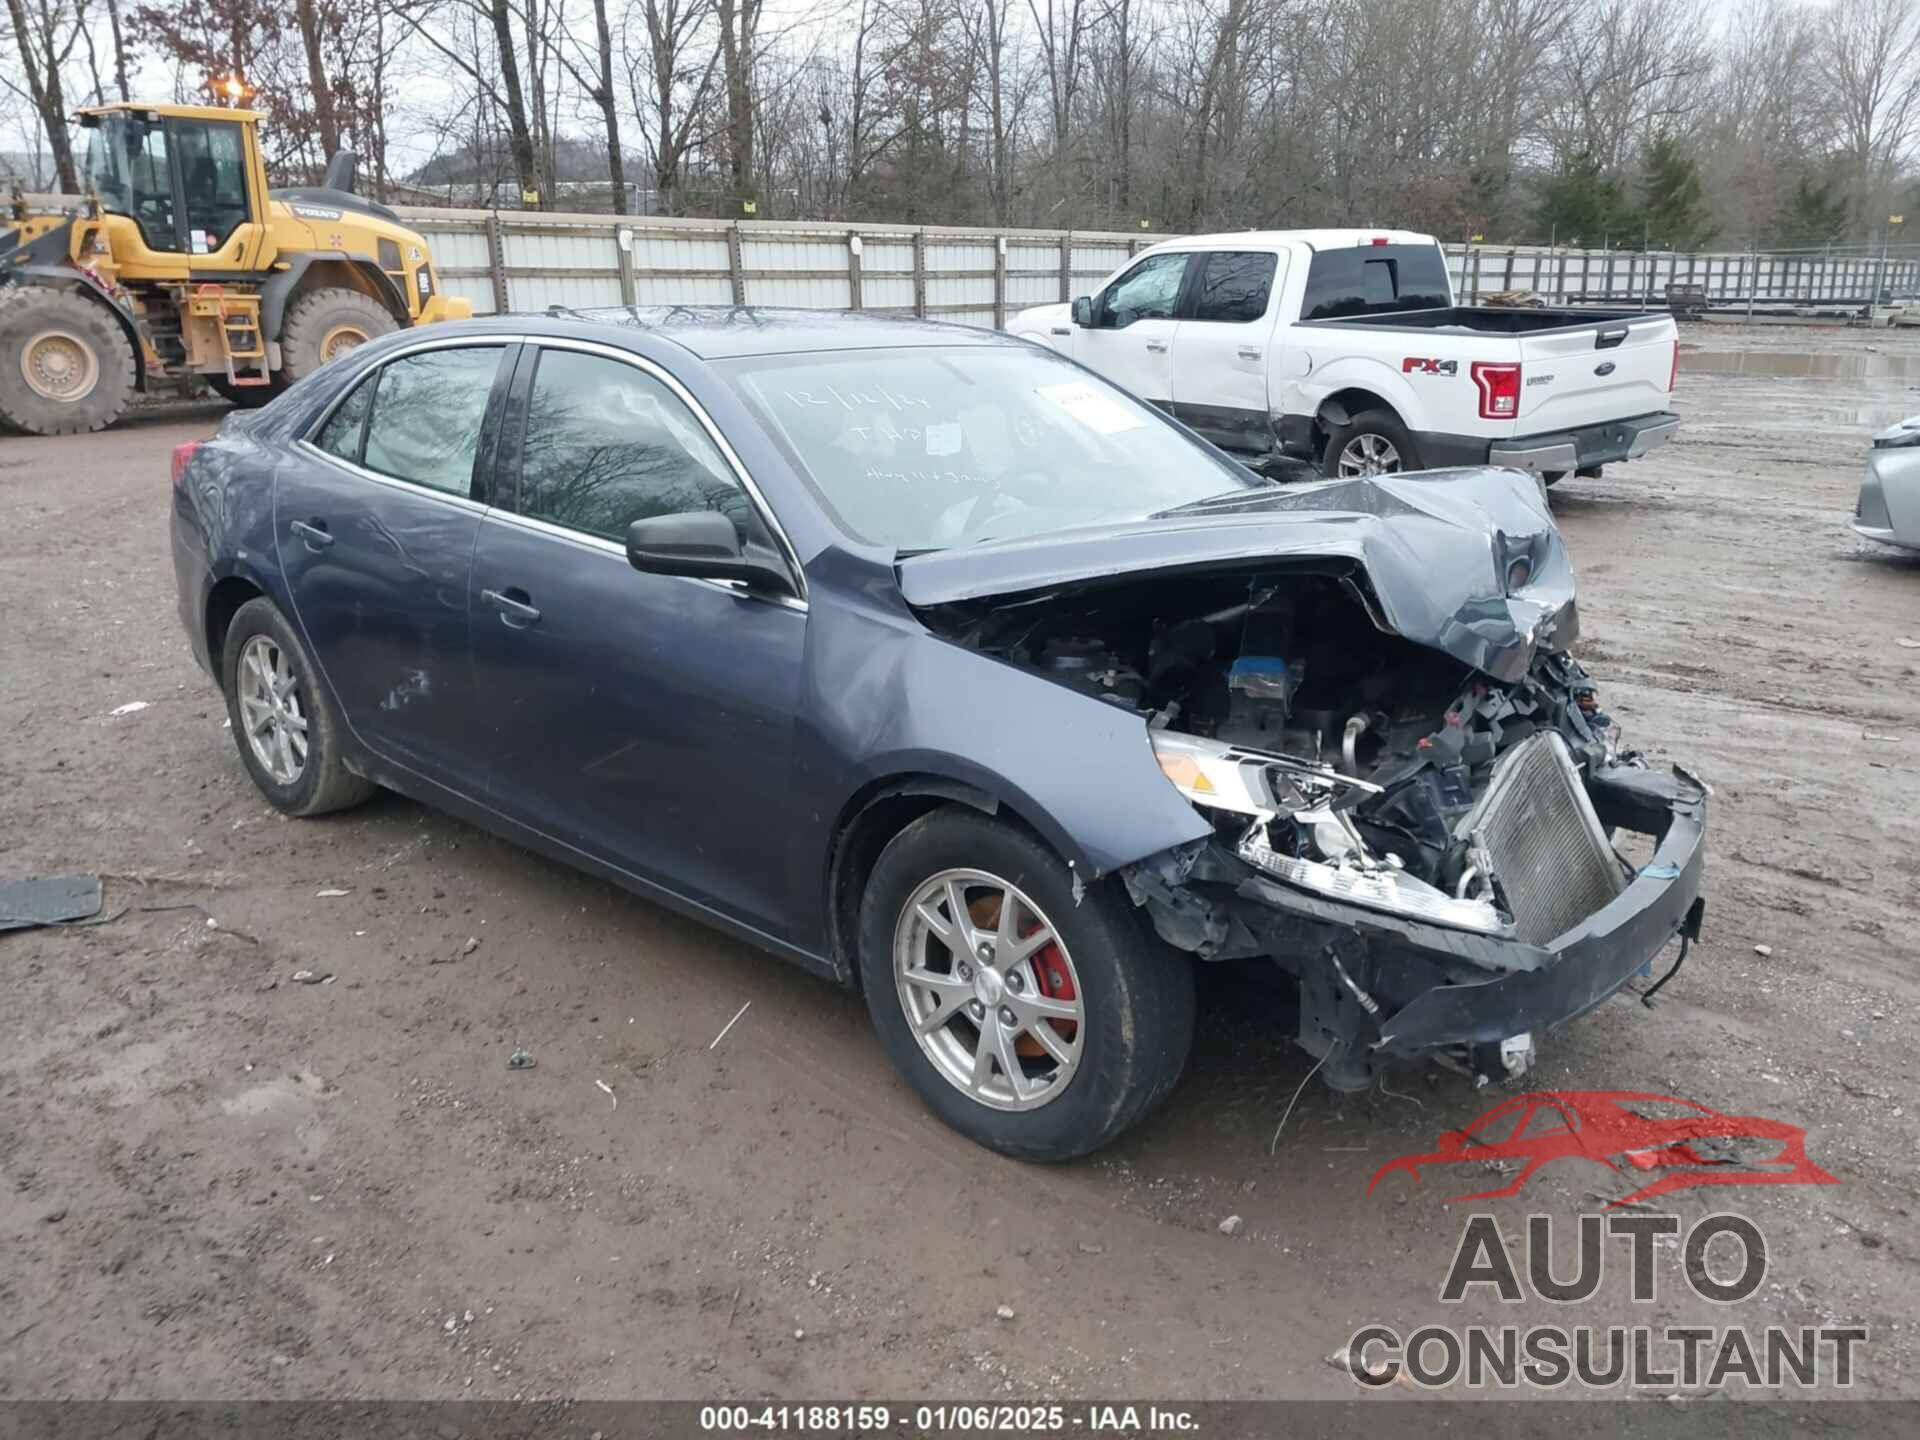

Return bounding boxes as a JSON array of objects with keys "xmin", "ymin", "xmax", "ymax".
[
  {"xmin": 0, "ymin": 285, "xmax": 136, "ymax": 435},
  {"xmin": 279, "ymin": 288, "xmax": 398, "ymax": 383},
  {"xmin": 1324, "ymin": 408, "xmax": 1422, "ymax": 478},
  {"xmin": 858, "ymin": 806, "xmax": 1195, "ymax": 1161}
]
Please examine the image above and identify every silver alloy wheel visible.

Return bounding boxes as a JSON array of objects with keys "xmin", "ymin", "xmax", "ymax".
[
  {"xmin": 237, "ymin": 633, "xmax": 309, "ymax": 786},
  {"xmin": 1338, "ymin": 432, "xmax": 1402, "ymax": 476},
  {"xmin": 893, "ymin": 868, "xmax": 1085, "ymax": 1112}
]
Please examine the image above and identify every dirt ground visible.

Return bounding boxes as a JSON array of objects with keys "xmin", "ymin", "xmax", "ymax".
[{"xmin": 1, "ymin": 321, "xmax": 1917, "ymax": 1406}]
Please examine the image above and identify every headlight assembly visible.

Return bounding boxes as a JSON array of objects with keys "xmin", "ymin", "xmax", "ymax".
[{"xmin": 1148, "ymin": 729, "xmax": 1513, "ymax": 937}]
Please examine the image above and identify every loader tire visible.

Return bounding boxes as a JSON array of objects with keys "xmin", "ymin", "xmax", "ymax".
[
  {"xmin": 279, "ymin": 287, "xmax": 398, "ymax": 383},
  {"xmin": 0, "ymin": 285, "xmax": 136, "ymax": 436}
]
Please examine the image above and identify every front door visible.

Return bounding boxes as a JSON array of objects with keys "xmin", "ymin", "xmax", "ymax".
[
  {"xmin": 1171, "ymin": 250, "xmax": 1283, "ymax": 454},
  {"xmin": 468, "ymin": 342, "xmax": 805, "ymax": 936},
  {"xmin": 275, "ymin": 342, "xmax": 513, "ymax": 787},
  {"xmin": 1072, "ymin": 251, "xmax": 1191, "ymax": 410}
]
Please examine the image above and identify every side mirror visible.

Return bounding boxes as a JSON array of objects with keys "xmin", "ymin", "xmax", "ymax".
[
  {"xmin": 625, "ymin": 511, "xmax": 794, "ymax": 596},
  {"xmin": 1071, "ymin": 295, "xmax": 1094, "ymax": 327}
]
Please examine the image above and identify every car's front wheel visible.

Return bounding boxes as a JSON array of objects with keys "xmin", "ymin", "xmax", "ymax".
[
  {"xmin": 220, "ymin": 597, "xmax": 374, "ymax": 817},
  {"xmin": 858, "ymin": 807, "xmax": 1194, "ymax": 1160}
]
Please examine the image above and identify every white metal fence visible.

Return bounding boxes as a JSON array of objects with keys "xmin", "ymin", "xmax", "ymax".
[
  {"xmin": 21, "ymin": 195, "xmax": 1918, "ymax": 318},
  {"xmin": 396, "ymin": 208, "xmax": 1144, "ymax": 327},
  {"xmin": 394, "ymin": 207, "xmax": 1920, "ymax": 322}
]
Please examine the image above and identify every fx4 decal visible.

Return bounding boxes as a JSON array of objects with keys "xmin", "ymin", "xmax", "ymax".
[{"xmin": 1402, "ymin": 357, "xmax": 1459, "ymax": 376}]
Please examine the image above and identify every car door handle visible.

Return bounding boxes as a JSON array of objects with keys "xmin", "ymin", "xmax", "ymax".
[
  {"xmin": 289, "ymin": 518, "xmax": 333, "ymax": 551},
  {"xmin": 481, "ymin": 587, "xmax": 542, "ymax": 628},
  {"xmin": 1238, "ymin": 346, "xmax": 1262, "ymax": 360},
  {"xmin": 1145, "ymin": 340, "xmax": 1169, "ymax": 353}
]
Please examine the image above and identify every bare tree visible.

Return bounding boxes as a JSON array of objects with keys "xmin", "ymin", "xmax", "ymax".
[
  {"xmin": 6, "ymin": 0, "xmax": 87, "ymax": 189},
  {"xmin": 715, "ymin": 0, "xmax": 763, "ymax": 208},
  {"xmin": 560, "ymin": 0, "xmax": 628, "ymax": 210},
  {"xmin": 1820, "ymin": 0, "xmax": 1920, "ymax": 228}
]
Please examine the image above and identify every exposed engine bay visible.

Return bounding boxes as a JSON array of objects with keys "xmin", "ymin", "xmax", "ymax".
[
  {"xmin": 917, "ymin": 563, "xmax": 1622, "ymax": 933},
  {"xmin": 915, "ymin": 556, "xmax": 1706, "ymax": 1090}
]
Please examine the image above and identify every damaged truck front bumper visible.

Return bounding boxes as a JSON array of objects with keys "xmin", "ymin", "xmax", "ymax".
[{"xmin": 1127, "ymin": 762, "xmax": 1707, "ymax": 1089}]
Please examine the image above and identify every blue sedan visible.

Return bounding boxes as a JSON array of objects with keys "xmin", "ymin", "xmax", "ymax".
[{"xmin": 170, "ymin": 309, "xmax": 1707, "ymax": 1159}]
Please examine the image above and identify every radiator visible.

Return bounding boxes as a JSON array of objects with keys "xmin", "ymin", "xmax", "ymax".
[{"xmin": 1457, "ymin": 732, "xmax": 1626, "ymax": 945}]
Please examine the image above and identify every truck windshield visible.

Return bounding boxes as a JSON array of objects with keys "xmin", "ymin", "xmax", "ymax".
[
  {"xmin": 724, "ymin": 345, "xmax": 1258, "ymax": 551},
  {"xmin": 1302, "ymin": 244, "xmax": 1451, "ymax": 320}
]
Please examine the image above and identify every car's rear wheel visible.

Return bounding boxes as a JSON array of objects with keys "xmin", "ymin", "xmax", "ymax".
[
  {"xmin": 220, "ymin": 597, "xmax": 374, "ymax": 816},
  {"xmin": 1324, "ymin": 408, "xmax": 1422, "ymax": 478},
  {"xmin": 858, "ymin": 807, "xmax": 1194, "ymax": 1160}
]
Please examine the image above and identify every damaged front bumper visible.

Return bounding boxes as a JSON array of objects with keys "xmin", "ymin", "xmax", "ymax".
[{"xmin": 1126, "ymin": 762, "xmax": 1708, "ymax": 1088}]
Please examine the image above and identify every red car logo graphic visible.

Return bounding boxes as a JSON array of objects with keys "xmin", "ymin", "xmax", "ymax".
[{"xmin": 1368, "ymin": 1090, "xmax": 1839, "ymax": 1208}]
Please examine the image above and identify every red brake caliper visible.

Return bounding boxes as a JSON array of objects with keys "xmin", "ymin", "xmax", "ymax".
[{"xmin": 1015, "ymin": 935, "xmax": 1078, "ymax": 1057}]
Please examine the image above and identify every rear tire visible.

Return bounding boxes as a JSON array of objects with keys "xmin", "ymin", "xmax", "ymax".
[
  {"xmin": 858, "ymin": 806, "xmax": 1194, "ymax": 1160},
  {"xmin": 1323, "ymin": 407, "xmax": 1422, "ymax": 478},
  {"xmin": 0, "ymin": 285, "xmax": 136, "ymax": 435},
  {"xmin": 279, "ymin": 287, "xmax": 399, "ymax": 383},
  {"xmin": 220, "ymin": 597, "xmax": 374, "ymax": 817}
]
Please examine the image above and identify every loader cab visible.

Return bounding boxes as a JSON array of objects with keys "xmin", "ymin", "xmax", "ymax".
[{"xmin": 77, "ymin": 105, "xmax": 268, "ymax": 263}]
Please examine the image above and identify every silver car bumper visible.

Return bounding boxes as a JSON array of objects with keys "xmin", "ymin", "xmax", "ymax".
[{"xmin": 1857, "ymin": 443, "xmax": 1920, "ymax": 549}]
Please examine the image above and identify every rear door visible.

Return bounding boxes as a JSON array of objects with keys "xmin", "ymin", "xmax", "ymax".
[
  {"xmin": 277, "ymin": 341, "xmax": 514, "ymax": 787},
  {"xmin": 1516, "ymin": 317, "xmax": 1677, "ymax": 433},
  {"xmin": 1170, "ymin": 249, "xmax": 1283, "ymax": 453},
  {"xmin": 466, "ymin": 340, "xmax": 806, "ymax": 935},
  {"xmin": 1072, "ymin": 250, "xmax": 1191, "ymax": 409}
]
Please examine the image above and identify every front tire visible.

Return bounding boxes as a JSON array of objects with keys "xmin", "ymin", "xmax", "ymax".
[
  {"xmin": 220, "ymin": 597, "xmax": 374, "ymax": 817},
  {"xmin": 858, "ymin": 807, "xmax": 1194, "ymax": 1160},
  {"xmin": 278, "ymin": 287, "xmax": 399, "ymax": 383},
  {"xmin": 1323, "ymin": 407, "xmax": 1422, "ymax": 478},
  {"xmin": 0, "ymin": 285, "xmax": 136, "ymax": 435}
]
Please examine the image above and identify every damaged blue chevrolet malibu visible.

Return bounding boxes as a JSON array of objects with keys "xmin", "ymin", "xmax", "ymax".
[{"xmin": 169, "ymin": 309, "xmax": 1707, "ymax": 1159}]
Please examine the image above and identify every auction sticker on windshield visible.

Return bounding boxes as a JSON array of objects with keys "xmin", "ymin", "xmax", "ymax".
[{"xmin": 1037, "ymin": 380, "xmax": 1146, "ymax": 434}]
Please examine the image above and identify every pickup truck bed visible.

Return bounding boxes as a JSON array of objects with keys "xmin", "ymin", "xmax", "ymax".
[{"xmin": 1311, "ymin": 304, "xmax": 1650, "ymax": 334}]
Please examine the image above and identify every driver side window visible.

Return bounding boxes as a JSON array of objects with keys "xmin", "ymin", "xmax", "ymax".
[{"xmin": 1097, "ymin": 253, "xmax": 1190, "ymax": 329}]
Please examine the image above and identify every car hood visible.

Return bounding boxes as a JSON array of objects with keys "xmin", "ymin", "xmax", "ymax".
[{"xmin": 896, "ymin": 467, "xmax": 1576, "ymax": 683}]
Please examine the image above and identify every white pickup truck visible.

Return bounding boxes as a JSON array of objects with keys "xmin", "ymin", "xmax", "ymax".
[{"xmin": 1010, "ymin": 228, "xmax": 1679, "ymax": 482}]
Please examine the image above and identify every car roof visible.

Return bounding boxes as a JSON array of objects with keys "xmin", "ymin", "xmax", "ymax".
[{"xmin": 460, "ymin": 306, "xmax": 1025, "ymax": 360}]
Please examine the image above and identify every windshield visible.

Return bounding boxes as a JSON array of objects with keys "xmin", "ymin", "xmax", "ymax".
[{"xmin": 723, "ymin": 345, "xmax": 1258, "ymax": 551}]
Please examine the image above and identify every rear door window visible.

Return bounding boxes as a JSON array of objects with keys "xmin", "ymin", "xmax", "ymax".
[
  {"xmin": 1301, "ymin": 244, "xmax": 1451, "ymax": 320},
  {"xmin": 516, "ymin": 348, "xmax": 754, "ymax": 543},
  {"xmin": 314, "ymin": 374, "xmax": 376, "ymax": 463},
  {"xmin": 1191, "ymin": 252, "xmax": 1277, "ymax": 324},
  {"xmin": 358, "ymin": 348, "xmax": 503, "ymax": 497}
]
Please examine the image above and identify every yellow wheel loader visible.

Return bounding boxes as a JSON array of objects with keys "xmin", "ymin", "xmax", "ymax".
[{"xmin": 0, "ymin": 103, "xmax": 471, "ymax": 435}]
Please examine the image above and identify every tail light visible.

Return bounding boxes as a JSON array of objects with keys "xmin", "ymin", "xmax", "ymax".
[
  {"xmin": 171, "ymin": 441, "xmax": 202, "ymax": 489},
  {"xmin": 1471, "ymin": 362, "xmax": 1522, "ymax": 419},
  {"xmin": 1668, "ymin": 340, "xmax": 1679, "ymax": 393}
]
